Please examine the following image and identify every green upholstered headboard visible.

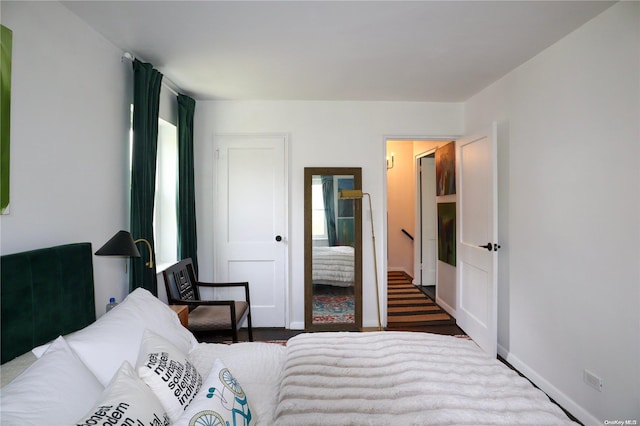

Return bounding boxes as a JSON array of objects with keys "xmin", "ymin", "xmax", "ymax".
[{"xmin": 1, "ymin": 242, "xmax": 96, "ymax": 363}]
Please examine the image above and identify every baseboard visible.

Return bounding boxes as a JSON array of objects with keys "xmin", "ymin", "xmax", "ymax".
[
  {"xmin": 436, "ymin": 296, "xmax": 456, "ymax": 318},
  {"xmin": 497, "ymin": 342, "xmax": 509, "ymax": 359},
  {"xmin": 288, "ymin": 321, "xmax": 305, "ymax": 330},
  {"xmin": 502, "ymin": 349, "xmax": 600, "ymax": 426}
]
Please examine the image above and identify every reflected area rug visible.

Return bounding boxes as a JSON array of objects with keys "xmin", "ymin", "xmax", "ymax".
[{"xmin": 312, "ymin": 284, "xmax": 354, "ymax": 324}]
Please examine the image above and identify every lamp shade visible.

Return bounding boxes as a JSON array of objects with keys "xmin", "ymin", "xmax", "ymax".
[
  {"xmin": 339, "ymin": 189, "xmax": 364, "ymax": 199},
  {"xmin": 95, "ymin": 230, "xmax": 141, "ymax": 257}
]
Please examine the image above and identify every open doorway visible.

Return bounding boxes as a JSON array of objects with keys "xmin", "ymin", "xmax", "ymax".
[
  {"xmin": 386, "ymin": 139, "xmax": 454, "ymax": 314},
  {"xmin": 416, "ymin": 152, "xmax": 436, "ymax": 300},
  {"xmin": 385, "ymin": 128, "xmax": 498, "ymax": 352}
]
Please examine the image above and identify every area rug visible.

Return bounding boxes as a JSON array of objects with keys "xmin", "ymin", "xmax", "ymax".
[
  {"xmin": 387, "ymin": 271, "xmax": 454, "ymax": 328},
  {"xmin": 312, "ymin": 285, "xmax": 355, "ymax": 324}
]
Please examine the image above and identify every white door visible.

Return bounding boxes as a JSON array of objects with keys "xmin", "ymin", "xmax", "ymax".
[
  {"xmin": 419, "ymin": 156, "xmax": 437, "ymax": 286},
  {"xmin": 215, "ymin": 135, "xmax": 287, "ymax": 327},
  {"xmin": 456, "ymin": 124, "xmax": 498, "ymax": 356}
]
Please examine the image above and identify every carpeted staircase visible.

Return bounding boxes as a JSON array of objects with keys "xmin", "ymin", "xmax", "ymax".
[{"xmin": 387, "ymin": 271, "xmax": 455, "ymax": 329}]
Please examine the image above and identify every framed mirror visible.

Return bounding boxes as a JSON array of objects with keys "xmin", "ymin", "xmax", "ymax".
[{"xmin": 304, "ymin": 167, "xmax": 362, "ymax": 331}]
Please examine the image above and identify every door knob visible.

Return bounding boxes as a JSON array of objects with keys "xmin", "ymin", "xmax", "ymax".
[
  {"xmin": 275, "ymin": 235, "xmax": 282, "ymax": 242},
  {"xmin": 479, "ymin": 242, "xmax": 501, "ymax": 251},
  {"xmin": 479, "ymin": 243, "xmax": 493, "ymax": 251}
]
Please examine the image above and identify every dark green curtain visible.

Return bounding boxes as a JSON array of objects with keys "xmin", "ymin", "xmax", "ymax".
[
  {"xmin": 130, "ymin": 59, "xmax": 162, "ymax": 295},
  {"xmin": 176, "ymin": 94, "xmax": 198, "ymax": 274},
  {"xmin": 1, "ymin": 25, "xmax": 12, "ymax": 214},
  {"xmin": 321, "ymin": 175, "xmax": 338, "ymax": 246}
]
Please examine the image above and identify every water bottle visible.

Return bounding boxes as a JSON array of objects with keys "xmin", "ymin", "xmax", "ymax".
[{"xmin": 106, "ymin": 297, "xmax": 118, "ymax": 312}]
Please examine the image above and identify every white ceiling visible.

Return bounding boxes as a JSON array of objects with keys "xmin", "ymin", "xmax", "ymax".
[{"xmin": 62, "ymin": 1, "xmax": 615, "ymax": 102}]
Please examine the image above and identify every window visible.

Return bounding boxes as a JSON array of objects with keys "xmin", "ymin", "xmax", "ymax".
[
  {"xmin": 153, "ymin": 118, "xmax": 178, "ymax": 268},
  {"xmin": 128, "ymin": 91, "xmax": 179, "ymax": 271},
  {"xmin": 311, "ymin": 176, "xmax": 327, "ymax": 241}
]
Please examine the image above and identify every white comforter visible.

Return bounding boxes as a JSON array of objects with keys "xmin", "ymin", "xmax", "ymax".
[
  {"xmin": 312, "ymin": 246, "xmax": 354, "ymax": 286},
  {"xmin": 274, "ymin": 332, "xmax": 577, "ymax": 425}
]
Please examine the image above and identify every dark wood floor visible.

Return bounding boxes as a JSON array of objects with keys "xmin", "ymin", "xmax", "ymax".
[
  {"xmin": 389, "ymin": 323, "xmax": 465, "ymax": 335},
  {"xmin": 198, "ymin": 328, "xmax": 303, "ymax": 343},
  {"xmin": 200, "ymin": 273, "xmax": 464, "ymax": 343},
  {"xmin": 199, "ymin": 322, "xmax": 465, "ymax": 344}
]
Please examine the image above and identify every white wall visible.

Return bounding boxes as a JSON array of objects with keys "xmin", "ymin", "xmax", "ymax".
[
  {"xmin": 194, "ymin": 101, "xmax": 463, "ymax": 328},
  {"xmin": 0, "ymin": 1, "xmax": 131, "ymax": 315},
  {"xmin": 386, "ymin": 140, "xmax": 415, "ymax": 276},
  {"xmin": 5, "ymin": 2, "xmax": 636, "ymax": 422},
  {"xmin": 465, "ymin": 2, "xmax": 640, "ymax": 423}
]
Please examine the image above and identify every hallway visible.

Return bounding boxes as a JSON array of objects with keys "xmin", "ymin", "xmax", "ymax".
[{"xmin": 386, "ymin": 271, "xmax": 464, "ymax": 336}]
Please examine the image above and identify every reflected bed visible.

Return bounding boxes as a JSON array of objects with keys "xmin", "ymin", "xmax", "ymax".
[{"xmin": 311, "ymin": 245, "xmax": 354, "ymax": 287}]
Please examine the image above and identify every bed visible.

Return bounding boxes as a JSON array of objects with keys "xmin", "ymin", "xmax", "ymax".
[
  {"xmin": 0, "ymin": 243, "xmax": 577, "ymax": 425},
  {"xmin": 312, "ymin": 245, "xmax": 354, "ymax": 287}
]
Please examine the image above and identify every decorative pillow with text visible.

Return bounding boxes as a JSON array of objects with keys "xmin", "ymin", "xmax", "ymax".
[
  {"xmin": 136, "ymin": 329, "xmax": 203, "ymax": 422},
  {"xmin": 75, "ymin": 361, "xmax": 169, "ymax": 426}
]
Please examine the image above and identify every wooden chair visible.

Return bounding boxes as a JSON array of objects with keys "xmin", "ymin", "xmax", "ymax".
[{"xmin": 162, "ymin": 258, "xmax": 253, "ymax": 342}]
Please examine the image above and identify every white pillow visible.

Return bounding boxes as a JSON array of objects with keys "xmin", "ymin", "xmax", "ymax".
[
  {"xmin": 75, "ymin": 361, "xmax": 170, "ymax": 426},
  {"xmin": 174, "ymin": 358, "xmax": 253, "ymax": 426},
  {"xmin": 0, "ymin": 336, "xmax": 103, "ymax": 425},
  {"xmin": 32, "ymin": 287, "xmax": 198, "ymax": 386},
  {"xmin": 136, "ymin": 329, "xmax": 203, "ymax": 422}
]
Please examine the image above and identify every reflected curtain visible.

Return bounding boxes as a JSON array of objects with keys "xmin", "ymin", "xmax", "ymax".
[
  {"xmin": 130, "ymin": 59, "xmax": 162, "ymax": 295},
  {"xmin": 176, "ymin": 94, "xmax": 198, "ymax": 274},
  {"xmin": 321, "ymin": 175, "xmax": 337, "ymax": 246}
]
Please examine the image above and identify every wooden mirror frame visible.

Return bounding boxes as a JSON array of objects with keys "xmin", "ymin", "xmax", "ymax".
[{"xmin": 304, "ymin": 167, "xmax": 362, "ymax": 331}]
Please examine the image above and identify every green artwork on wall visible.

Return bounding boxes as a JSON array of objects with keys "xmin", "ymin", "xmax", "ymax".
[
  {"xmin": 437, "ymin": 202, "xmax": 456, "ymax": 266},
  {"xmin": 1, "ymin": 25, "xmax": 12, "ymax": 214}
]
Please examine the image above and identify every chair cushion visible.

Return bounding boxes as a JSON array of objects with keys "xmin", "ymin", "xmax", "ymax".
[{"xmin": 188, "ymin": 302, "xmax": 249, "ymax": 331}]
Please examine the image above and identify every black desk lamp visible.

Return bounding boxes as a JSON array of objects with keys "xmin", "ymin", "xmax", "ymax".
[{"xmin": 95, "ymin": 230, "xmax": 154, "ymax": 268}]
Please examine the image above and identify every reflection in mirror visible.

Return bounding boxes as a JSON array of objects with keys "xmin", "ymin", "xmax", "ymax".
[{"xmin": 305, "ymin": 168, "xmax": 362, "ymax": 331}]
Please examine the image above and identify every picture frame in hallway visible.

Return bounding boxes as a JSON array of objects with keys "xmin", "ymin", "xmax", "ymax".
[
  {"xmin": 437, "ymin": 202, "xmax": 456, "ymax": 266},
  {"xmin": 435, "ymin": 141, "xmax": 455, "ymax": 196}
]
